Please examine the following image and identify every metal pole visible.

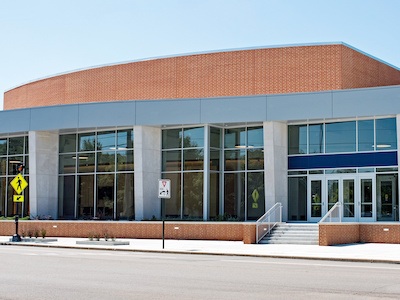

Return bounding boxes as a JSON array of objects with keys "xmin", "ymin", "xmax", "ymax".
[
  {"xmin": 162, "ymin": 198, "xmax": 165, "ymax": 249},
  {"xmin": 12, "ymin": 202, "xmax": 21, "ymax": 242}
]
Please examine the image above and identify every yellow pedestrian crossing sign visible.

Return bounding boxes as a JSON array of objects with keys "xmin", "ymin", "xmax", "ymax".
[
  {"xmin": 13, "ymin": 195, "xmax": 24, "ymax": 203},
  {"xmin": 10, "ymin": 173, "xmax": 28, "ymax": 194}
]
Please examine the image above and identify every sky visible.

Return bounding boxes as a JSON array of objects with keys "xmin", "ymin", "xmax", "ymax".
[{"xmin": 1, "ymin": 0, "xmax": 400, "ymax": 110}]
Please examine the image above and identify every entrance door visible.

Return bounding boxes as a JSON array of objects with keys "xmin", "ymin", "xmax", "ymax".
[
  {"xmin": 341, "ymin": 177, "xmax": 355, "ymax": 221},
  {"xmin": 377, "ymin": 175, "xmax": 397, "ymax": 221},
  {"xmin": 308, "ymin": 174, "xmax": 375, "ymax": 222},
  {"xmin": 308, "ymin": 177, "xmax": 324, "ymax": 222},
  {"xmin": 359, "ymin": 176, "xmax": 375, "ymax": 222}
]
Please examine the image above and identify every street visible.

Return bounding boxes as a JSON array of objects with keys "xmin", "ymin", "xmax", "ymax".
[{"xmin": 0, "ymin": 246, "xmax": 400, "ymax": 299}]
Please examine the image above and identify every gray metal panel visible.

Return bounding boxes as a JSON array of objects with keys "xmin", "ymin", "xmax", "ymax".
[
  {"xmin": 30, "ymin": 105, "xmax": 79, "ymax": 131},
  {"xmin": 201, "ymin": 96, "xmax": 267, "ymax": 123},
  {"xmin": 0, "ymin": 109, "xmax": 31, "ymax": 134},
  {"xmin": 267, "ymin": 92, "xmax": 332, "ymax": 121},
  {"xmin": 333, "ymin": 86, "xmax": 400, "ymax": 118},
  {"xmin": 136, "ymin": 99, "xmax": 201, "ymax": 125},
  {"xmin": 78, "ymin": 101, "xmax": 136, "ymax": 128}
]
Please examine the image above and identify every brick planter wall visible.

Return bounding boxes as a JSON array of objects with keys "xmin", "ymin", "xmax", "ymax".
[
  {"xmin": 319, "ymin": 224, "xmax": 360, "ymax": 246},
  {"xmin": 360, "ymin": 224, "xmax": 400, "ymax": 244},
  {"xmin": 319, "ymin": 223, "xmax": 400, "ymax": 246},
  {"xmin": 0, "ymin": 220, "xmax": 257, "ymax": 244}
]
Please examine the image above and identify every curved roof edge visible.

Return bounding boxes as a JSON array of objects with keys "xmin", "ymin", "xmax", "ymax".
[{"xmin": 8, "ymin": 41, "xmax": 398, "ymax": 93}]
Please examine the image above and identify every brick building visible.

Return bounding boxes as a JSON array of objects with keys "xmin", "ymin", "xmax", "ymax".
[{"xmin": 2, "ymin": 42, "xmax": 400, "ymax": 224}]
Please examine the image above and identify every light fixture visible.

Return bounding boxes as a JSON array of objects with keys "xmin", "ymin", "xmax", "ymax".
[{"xmin": 72, "ymin": 156, "xmax": 88, "ymax": 160}]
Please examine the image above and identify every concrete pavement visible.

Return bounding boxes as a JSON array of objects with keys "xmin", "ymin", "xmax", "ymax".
[{"xmin": 2, "ymin": 236, "xmax": 400, "ymax": 264}]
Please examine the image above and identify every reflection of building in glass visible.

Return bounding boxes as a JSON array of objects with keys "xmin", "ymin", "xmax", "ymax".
[{"xmin": 2, "ymin": 42, "xmax": 400, "ymax": 222}]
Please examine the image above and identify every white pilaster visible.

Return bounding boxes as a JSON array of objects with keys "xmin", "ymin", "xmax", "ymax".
[
  {"xmin": 263, "ymin": 121, "xmax": 288, "ymax": 221},
  {"xmin": 28, "ymin": 131, "xmax": 59, "ymax": 219},
  {"xmin": 134, "ymin": 126, "xmax": 162, "ymax": 220}
]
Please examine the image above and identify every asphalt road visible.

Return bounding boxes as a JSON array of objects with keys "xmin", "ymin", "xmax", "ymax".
[{"xmin": 1, "ymin": 246, "xmax": 400, "ymax": 299}]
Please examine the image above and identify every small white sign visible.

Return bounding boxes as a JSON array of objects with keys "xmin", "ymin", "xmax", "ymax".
[{"xmin": 158, "ymin": 179, "xmax": 171, "ymax": 199}]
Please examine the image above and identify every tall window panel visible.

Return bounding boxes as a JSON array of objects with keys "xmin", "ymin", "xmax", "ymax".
[
  {"xmin": 0, "ymin": 135, "xmax": 29, "ymax": 218},
  {"xmin": 224, "ymin": 126, "xmax": 264, "ymax": 221},
  {"xmin": 162, "ymin": 127, "xmax": 204, "ymax": 220},
  {"xmin": 58, "ymin": 128, "xmax": 134, "ymax": 220}
]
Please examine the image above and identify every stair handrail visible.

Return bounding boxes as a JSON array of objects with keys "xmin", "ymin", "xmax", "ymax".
[
  {"xmin": 319, "ymin": 201, "xmax": 342, "ymax": 223},
  {"xmin": 256, "ymin": 202, "xmax": 282, "ymax": 243}
]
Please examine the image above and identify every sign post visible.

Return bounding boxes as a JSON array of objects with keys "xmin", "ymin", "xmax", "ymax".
[
  {"xmin": 158, "ymin": 179, "xmax": 171, "ymax": 249},
  {"xmin": 10, "ymin": 164, "xmax": 27, "ymax": 242}
]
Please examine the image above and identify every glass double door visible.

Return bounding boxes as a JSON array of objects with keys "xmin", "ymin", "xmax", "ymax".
[{"xmin": 308, "ymin": 175, "xmax": 375, "ymax": 222}]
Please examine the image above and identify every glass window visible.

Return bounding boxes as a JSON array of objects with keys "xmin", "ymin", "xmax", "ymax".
[
  {"xmin": 247, "ymin": 149, "xmax": 264, "ymax": 170},
  {"xmin": 59, "ymin": 154, "xmax": 76, "ymax": 174},
  {"xmin": 162, "ymin": 129, "xmax": 181, "ymax": 149},
  {"xmin": 9, "ymin": 137, "xmax": 24, "ymax": 155},
  {"xmin": 97, "ymin": 174, "xmax": 114, "ymax": 219},
  {"xmin": 376, "ymin": 118, "xmax": 397, "ymax": 150},
  {"xmin": 78, "ymin": 153, "xmax": 95, "ymax": 173},
  {"xmin": 224, "ymin": 149, "xmax": 245, "ymax": 171},
  {"xmin": 58, "ymin": 176, "xmax": 75, "ymax": 219},
  {"xmin": 8, "ymin": 157, "xmax": 23, "ymax": 175},
  {"xmin": 224, "ymin": 173, "xmax": 245, "ymax": 220},
  {"xmin": 183, "ymin": 149, "xmax": 204, "ymax": 171},
  {"xmin": 78, "ymin": 175, "xmax": 94, "ymax": 219},
  {"xmin": 0, "ymin": 139, "xmax": 7, "ymax": 155},
  {"xmin": 183, "ymin": 127, "xmax": 204, "ymax": 148},
  {"xmin": 358, "ymin": 120, "xmax": 374, "ymax": 151},
  {"xmin": 224, "ymin": 128, "xmax": 246, "ymax": 149},
  {"xmin": 209, "ymin": 173, "xmax": 220, "ymax": 219},
  {"xmin": 0, "ymin": 177, "xmax": 6, "ymax": 216},
  {"xmin": 0, "ymin": 157, "xmax": 6, "ymax": 175},
  {"xmin": 59, "ymin": 134, "xmax": 76, "ymax": 153},
  {"xmin": 79, "ymin": 133, "xmax": 96, "ymax": 151},
  {"xmin": 162, "ymin": 150, "xmax": 181, "ymax": 172},
  {"xmin": 247, "ymin": 172, "xmax": 265, "ymax": 220},
  {"xmin": 117, "ymin": 129, "xmax": 133, "ymax": 149},
  {"xmin": 183, "ymin": 172, "xmax": 203, "ymax": 219},
  {"xmin": 210, "ymin": 150, "xmax": 220, "ymax": 171},
  {"xmin": 288, "ymin": 125, "xmax": 307, "ymax": 154},
  {"xmin": 288, "ymin": 177, "xmax": 307, "ymax": 221},
  {"xmin": 116, "ymin": 173, "xmax": 134, "ymax": 220},
  {"xmin": 247, "ymin": 127, "xmax": 263, "ymax": 148},
  {"xmin": 97, "ymin": 131, "xmax": 115, "ymax": 151},
  {"xmin": 309, "ymin": 124, "xmax": 324, "ymax": 154},
  {"xmin": 210, "ymin": 127, "xmax": 221, "ymax": 148},
  {"xmin": 164, "ymin": 173, "xmax": 181, "ymax": 218},
  {"xmin": 117, "ymin": 150, "xmax": 134, "ymax": 171},
  {"xmin": 97, "ymin": 151, "xmax": 115, "ymax": 172},
  {"xmin": 326, "ymin": 121, "xmax": 356, "ymax": 153}
]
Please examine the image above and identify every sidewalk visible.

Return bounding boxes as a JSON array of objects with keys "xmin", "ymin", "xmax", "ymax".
[{"xmin": 2, "ymin": 236, "xmax": 400, "ymax": 264}]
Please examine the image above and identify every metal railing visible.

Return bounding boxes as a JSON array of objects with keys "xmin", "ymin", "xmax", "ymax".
[
  {"xmin": 319, "ymin": 202, "xmax": 342, "ymax": 223},
  {"xmin": 256, "ymin": 202, "xmax": 282, "ymax": 243}
]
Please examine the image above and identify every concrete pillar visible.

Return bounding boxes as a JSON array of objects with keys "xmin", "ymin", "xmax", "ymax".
[
  {"xmin": 28, "ymin": 131, "xmax": 59, "ymax": 219},
  {"xmin": 134, "ymin": 126, "xmax": 162, "ymax": 220},
  {"xmin": 263, "ymin": 121, "xmax": 288, "ymax": 221}
]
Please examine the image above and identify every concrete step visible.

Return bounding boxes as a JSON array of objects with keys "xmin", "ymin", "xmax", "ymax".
[{"xmin": 260, "ymin": 223, "xmax": 319, "ymax": 245}]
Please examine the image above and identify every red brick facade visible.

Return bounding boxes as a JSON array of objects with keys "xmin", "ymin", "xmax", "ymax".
[{"xmin": 5, "ymin": 44, "xmax": 400, "ymax": 110}]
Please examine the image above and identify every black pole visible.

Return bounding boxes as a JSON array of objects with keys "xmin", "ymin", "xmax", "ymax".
[
  {"xmin": 162, "ymin": 198, "xmax": 165, "ymax": 249},
  {"xmin": 12, "ymin": 202, "xmax": 21, "ymax": 242}
]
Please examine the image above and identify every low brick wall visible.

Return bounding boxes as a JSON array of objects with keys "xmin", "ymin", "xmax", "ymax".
[
  {"xmin": 360, "ymin": 224, "xmax": 400, "ymax": 244},
  {"xmin": 319, "ymin": 223, "xmax": 400, "ymax": 246},
  {"xmin": 0, "ymin": 220, "xmax": 257, "ymax": 244},
  {"xmin": 319, "ymin": 223, "xmax": 360, "ymax": 246}
]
